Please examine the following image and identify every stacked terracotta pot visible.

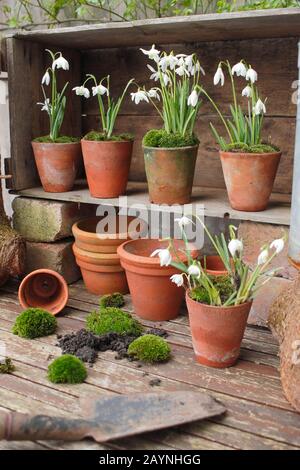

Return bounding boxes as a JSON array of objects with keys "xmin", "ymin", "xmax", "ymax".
[{"xmin": 72, "ymin": 216, "xmax": 144, "ymax": 295}]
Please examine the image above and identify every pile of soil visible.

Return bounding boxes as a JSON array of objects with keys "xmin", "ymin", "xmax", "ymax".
[{"xmin": 57, "ymin": 328, "xmax": 168, "ymax": 365}]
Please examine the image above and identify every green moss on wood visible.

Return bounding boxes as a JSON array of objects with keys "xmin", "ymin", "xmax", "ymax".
[
  {"xmin": 48, "ymin": 354, "xmax": 87, "ymax": 384},
  {"xmin": 86, "ymin": 307, "xmax": 143, "ymax": 336},
  {"xmin": 99, "ymin": 293, "xmax": 125, "ymax": 309},
  {"xmin": 13, "ymin": 308, "xmax": 57, "ymax": 339},
  {"xmin": 128, "ymin": 334, "xmax": 171, "ymax": 363},
  {"xmin": 0, "ymin": 358, "xmax": 15, "ymax": 374}
]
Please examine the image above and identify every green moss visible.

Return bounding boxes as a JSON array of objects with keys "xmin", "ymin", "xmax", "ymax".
[
  {"xmin": 128, "ymin": 334, "xmax": 171, "ymax": 363},
  {"xmin": 86, "ymin": 308, "xmax": 143, "ymax": 336},
  {"xmin": 48, "ymin": 354, "xmax": 87, "ymax": 384},
  {"xmin": 33, "ymin": 135, "xmax": 80, "ymax": 143},
  {"xmin": 143, "ymin": 129, "xmax": 199, "ymax": 148},
  {"xmin": 190, "ymin": 275, "xmax": 235, "ymax": 305},
  {"xmin": 0, "ymin": 358, "xmax": 15, "ymax": 374},
  {"xmin": 225, "ymin": 142, "xmax": 280, "ymax": 153},
  {"xmin": 13, "ymin": 308, "xmax": 57, "ymax": 339},
  {"xmin": 100, "ymin": 293, "xmax": 125, "ymax": 309},
  {"xmin": 84, "ymin": 131, "xmax": 134, "ymax": 142},
  {"xmin": 190, "ymin": 287, "xmax": 211, "ymax": 304}
]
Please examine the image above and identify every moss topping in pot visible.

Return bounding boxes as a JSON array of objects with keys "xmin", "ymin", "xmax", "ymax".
[
  {"xmin": 127, "ymin": 334, "xmax": 171, "ymax": 363},
  {"xmin": 12, "ymin": 308, "xmax": 57, "ymax": 339},
  {"xmin": 48, "ymin": 354, "xmax": 87, "ymax": 384},
  {"xmin": 99, "ymin": 293, "xmax": 125, "ymax": 309},
  {"xmin": 224, "ymin": 142, "xmax": 280, "ymax": 154},
  {"xmin": 83, "ymin": 131, "xmax": 134, "ymax": 142},
  {"xmin": 143, "ymin": 129, "xmax": 199, "ymax": 148},
  {"xmin": 190, "ymin": 275, "xmax": 235, "ymax": 305},
  {"xmin": 33, "ymin": 135, "xmax": 80, "ymax": 144},
  {"xmin": 86, "ymin": 307, "xmax": 143, "ymax": 336}
]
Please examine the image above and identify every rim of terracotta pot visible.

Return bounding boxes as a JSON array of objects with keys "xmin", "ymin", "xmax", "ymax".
[
  {"xmin": 18, "ymin": 269, "xmax": 69, "ymax": 315},
  {"xmin": 143, "ymin": 144, "xmax": 199, "ymax": 151},
  {"xmin": 81, "ymin": 137, "xmax": 134, "ymax": 144},
  {"xmin": 200, "ymin": 255, "xmax": 230, "ymax": 276},
  {"xmin": 73, "ymin": 216, "xmax": 145, "ymax": 242},
  {"xmin": 73, "ymin": 243, "xmax": 120, "ymax": 261},
  {"xmin": 32, "ymin": 140, "xmax": 81, "ymax": 146},
  {"xmin": 75, "ymin": 258, "xmax": 124, "ymax": 273},
  {"xmin": 186, "ymin": 290, "xmax": 252, "ymax": 311},
  {"xmin": 219, "ymin": 150, "xmax": 282, "ymax": 158}
]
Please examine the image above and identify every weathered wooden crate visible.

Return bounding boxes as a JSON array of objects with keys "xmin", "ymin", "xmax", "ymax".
[{"xmin": 2, "ymin": 8, "xmax": 300, "ymax": 226}]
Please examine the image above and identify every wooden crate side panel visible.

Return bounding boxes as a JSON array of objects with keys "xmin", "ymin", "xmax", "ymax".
[
  {"xmin": 6, "ymin": 38, "xmax": 82, "ymax": 191},
  {"xmin": 82, "ymin": 38, "xmax": 298, "ymax": 194}
]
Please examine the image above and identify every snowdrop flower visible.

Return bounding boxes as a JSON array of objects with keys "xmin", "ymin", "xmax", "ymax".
[
  {"xmin": 162, "ymin": 73, "xmax": 170, "ymax": 86},
  {"xmin": 184, "ymin": 54, "xmax": 194, "ymax": 70},
  {"xmin": 242, "ymin": 85, "xmax": 252, "ymax": 98},
  {"xmin": 214, "ymin": 66, "xmax": 225, "ymax": 86},
  {"xmin": 188, "ymin": 265, "xmax": 201, "ymax": 278},
  {"xmin": 228, "ymin": 239, "xmax": 243, "ymax": 257},
  {"xmin": 159, "ymin": 54, "xmax": 178, "ymax": 72},
  {"xmin": 41, "ymin": 71, "xmax": 50, "ymax": 86},
  {"xmin": 170, "ymin": 274, "xmax": 184, "ymax": 287},
  {"xmin": 270, "ymin": 238, "xmax": 285, "ymax": 254},
  {"xmin": 140, "ymin": 44, "xmax": 160, "ymax": 62},
  {"xmin": 175, "ymin": 216, "xmax": 191, "ymax": 229},
  {"xmin": 190, "ymin": 62, "xmax": 205, "ymax": 76},
  {"xmin": 131, "ymin": 90, "xmax": 149, "ymax": 105},
  {"xmin": 52, "ymin": 54, "xmax": 69, "ymax": 71},
  {"xmin": 147, "ymin": 88, "xmax": 160, "ymax": 101},
  {"xmin": 92, "ymin": 84, "xmax": 109, "ymax": 96},
  {"xmin": 175, "ymin": 65, "xmax": 189, "ymax": 77},
  {"xmin": 37, "ymin": 98, "xmax": 50, "ymax": 112},
  {"xmin": 73, "ymin": 86, "xmax": 90, "ymax": 98},
  {"xmin": 151, "ymin": 248, "xmax": 172, "ymax": 267},
  {"xmin": 177, "ymin": 56, "xmax": 186, "ymax": 66},
  {"xmin": 246, "ymin": 67, "xmax": 258, "ymax": 84},
  {"xmin": 187, "ymin": 89, "xmax": 199, "ymax": 108},
  {"xmin": 257, "ymin": 249, "xmax": 269, "ymax": 266},
  {"xmin": 253, "ymin": 98, "xmax": 266, "ymax": 116},
  {"xmin": 231, "ymin": 61, "xmax": 247, "ymax": 77},
  {"xmin": 147, "ymin": 64, "xmax": 160, "ymax": 81}
]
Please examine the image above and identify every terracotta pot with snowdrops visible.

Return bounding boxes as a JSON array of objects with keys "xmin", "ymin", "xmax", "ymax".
[
  {"xmin": 32, "ymin": 50, "xmax": 81, "ymax": 193},
  {"xmin": 132, "ymin": 45, "xmax": 204, "ymax": 205},
  {"xmin": 205, "ymin": 60, "xmax": 281, "ymax": 212},
  {"xmin": 152, "ymin": 217, "xmax": 286, "ymax": 368},
  {"xmin": 73, "ymin": 76, "xmax": 134, "ymax": 198}
]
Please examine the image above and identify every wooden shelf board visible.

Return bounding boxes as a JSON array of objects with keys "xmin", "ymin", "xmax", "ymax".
[
  {"xmin": 13, "ymin": 181, "xmax": 291, "ymax": 226},
  {"xmin": 7, "ymin": 9, "xmax": 300, "ymax": 49}
]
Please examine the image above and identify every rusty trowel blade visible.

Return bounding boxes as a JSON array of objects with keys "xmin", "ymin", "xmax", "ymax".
[{"xmin": 82, "ymin": 391, "xmax": 226, "ymax": 442}]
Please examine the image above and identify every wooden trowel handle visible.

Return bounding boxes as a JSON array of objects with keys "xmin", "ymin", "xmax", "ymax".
[{"xmin": 0, "ymin": 410, "xmax": 100, "ymax": 442}]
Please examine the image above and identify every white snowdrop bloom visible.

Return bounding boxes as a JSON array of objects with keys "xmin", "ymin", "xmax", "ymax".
[
  {"xmin": 42, "ymin": 71, "xmax": 50, "ymax": 86},
  {"xmin": 170, "ymin": 274, "xmax": 184, "ymax": 287},
  {"xmin": 187, "ymin": 89, "xmax": 199, "ymax": 107},
  {"xmin": 147, "ymin": 88, "xmax": 160, "ymax": 101},
  {"xmin": 140, "ymin": 44, "xmax": 160, "ymax": 62},
  {"xmin": 73, "ymin": 86, "xmax": 90, "ymax": 98},
  {"xmin": 184, "ymin": 54, "xmax": 194, "ymax": 70},
  {"xmin": 257, "ymin": 249, "xmax": 269, "ymax": 266},
  {"xmin": 52, "ymin": 54, "xmax": 69, "ymax": 71},
  {"xmin": 159, "ymin": 54, "xmax": 178, "ymax": 72},
  {"xmin": 270, "ymin": 238, "xmax": 285, "ymax": 254},
  {"xmin": 175, "ymin": 216, "xmax": 192, "ymax": 229},
  {"xmin": 147, "ymin": 64, "xmax": 160, "ymax": 81},
  {"xmin": 246, "ymin": 67, "xmax": 258, "ymax": 84},
  {"xmin": 188, "ymin": 265, "xmax": 201, "ymax": 278},
  {"xmin": 213, "ymin": 66, "xmax": 225, "ymax": 86},
  {"xmin": 150, "ymin": 248, "xmax": 172, "ymax": 267},
  {"xmin": 92, "ymin": 84, "xmax": 109, "ymax": 96},
  {"xmin": 162, "ymin": 73, "xmax": 170, "ymax": 86},
  {"xmin": 232, "ymin": 61, "xmax": 247, "ymax": 77},
  {"xmin": 228, "ymin": 239, "xmax": 243, "ymax": 257},
  {"xmin": 37, "ymin": 98, "xmax": 50, "ymax": 112},
  {"xmin": 131, "ymin": 90, "xmax": 149, "ymax": 105},
  {"xmin": 175, "ymin": 65, "xmax": 189, "ymax": 77},
  {"xmin": 242, "ymin": 85, "xmax": 252, "ymax": 98},
  {"xmin": 190, "ymin": 62, "xmax": 205, "ymax": 76},
  {"xmin": 253, "ymin": 98, "xmax": 266, "ymax": 116}
]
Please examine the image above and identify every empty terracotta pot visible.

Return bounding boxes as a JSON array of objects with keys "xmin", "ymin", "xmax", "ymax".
[
  {"xmin": 220, "ymin": 150, "xmax": 282, "ymax": 212},
  {"xmin": 143, "ymin": 145, "xmax": 199, "ymax": 205},
  {"xmin": 118, "ymin": 239, "xmax": 199, "ymax": 321},
  {"xmin": 72, "ymin": 215, "xmax": 145, "ymax": 254},
  {"xmin": 32, "ymin": 141, "xmax": 81, "ymax": 193},
  {"xmin": 18, "ymin": 269, "xmax": 68, "ymax": 315},
  {"xmin": 186, "ymin": 291, "xmax": 252, "ymax": 368},
  {"xmin": 73, "ymin": 244, "xmax": 120, "ymax": 266},
  {"xmin": 81, "ymin": 139, "xmax": 133, "ymax": 198},
  {"xmin": 200, "ymin": 255, "xmax": 229, "ymax": 276}
]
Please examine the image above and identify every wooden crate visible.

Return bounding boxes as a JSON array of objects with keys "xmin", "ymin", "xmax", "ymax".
[{"xmin": 3, "ymin": 8, "xmax": 300, "ymax": 225}]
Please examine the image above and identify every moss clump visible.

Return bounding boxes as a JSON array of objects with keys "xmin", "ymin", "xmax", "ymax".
[
  {"xmin": 225, "ymin": 142, "xmax": 279, "ymax": 154},
  {"xmin": 143, "ymin": 129, "xmax": 199, "ymax": 148},
  {"xmin": 84, "ymin": 131, "xmax": 134, "ymax": 142},
  {"xmin": 13, "ymin": 308, "xmax": 57, "ymax": 339},
  {"xmin": 100, "ymin": 293, "xmax": 125, "ymax": 309},
  {"xmin": 0, "ymin": 358, "xmax": 15, "ymax": 374},
  {"xmin": 33, "ymin": 135, "xmax": 80, "ymax": 144},
  {"xmin": 128, "ymin": 334, "xmax": 171, "ymax": 363},
  {"xmin": 48, "ymin": 354, "xmax": 87, "ymax": 384},
  {"xmin": 86, "ymin": 307, "xmax": 143, "ymax": 336},
  {"xmin": 190, "ymin": 275, "xmax": 235, "ymax": 305}
]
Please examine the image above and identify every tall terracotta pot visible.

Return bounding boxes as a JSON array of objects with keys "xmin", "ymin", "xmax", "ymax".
[
  {"xmin": 186, "ymin": 291, "xmax": 252, "ymax": 368},
  {"xmin": 220, "ymin": 150, "xmax": 282, "ymax": 212},
  {"xmin": 18, "ymin": 269, "xmax": 69, "ymax": 315},
  {"xmin": 118, "ymin": 239, "xmax": 199, "ymax": 321},
  {"xmin": 200, "ymin": 255, "xmax": 228, "ymax": 276},
  {"xmin": 81, "ymin": 139, "xmax": 133, "ymax": 198},
  {"xmin": 143, "ymin": 145, "xmax": 199, "ymax": 205},
  {"xmin": 32, "ymin": 141, "xmax": 81, "ymax": 193}
]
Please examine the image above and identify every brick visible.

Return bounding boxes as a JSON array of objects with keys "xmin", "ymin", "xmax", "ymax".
[
  {"xmin": 25, "ymin": 239, "xmax": 81, "ymax": 284},
  {"xmin": 238, "ymin": 221, "xmax": 297, "ymax": 280},
  {"xmin": 13, "ymin": 197, "xmax": 95, "ymax": 243}
]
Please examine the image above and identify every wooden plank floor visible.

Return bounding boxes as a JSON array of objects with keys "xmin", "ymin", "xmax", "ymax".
[{"xmin": 0, "ymin": 280, "xmax": 299, "ymax": 451}]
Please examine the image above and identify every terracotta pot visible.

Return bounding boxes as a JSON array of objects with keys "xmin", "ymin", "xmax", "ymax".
[
  {"xmin": 118, "ymin": 239, "xmax": 199, "ymax": 321},
  {"xmin": 74, "ymin": 257, "xmax": 128, "ymax": 295},
  {"xmin": 18, "ymin": 269, "xmax": 68, "ymax": 315},
  {"xmin": 73, "ymin": 244, "xmax": 120, "ymax": 266},
  {"xmin": 143, "ymin": 145, "xmax": 199, "ymax": 205},
  {"xmin": 72, "ymin": 215, "xmax": 145, "ymax": 254},
  {"xmin": 200, "ymin": 255, "xmax": 229, "ymax": 276},
  {"xmin": 186, "ymin": 291, "xmax": 252, "ymax": 368},
  {"xmin": 81, "ymin": 139, "xmax": 133, "ymax": 198},
  {"xmin": 32, "ymin": 141, "xmax": 81, "ymax": 193},
  {"xmin": 220, "ymin": 150, "xmax": 282, "ymax": 212}
]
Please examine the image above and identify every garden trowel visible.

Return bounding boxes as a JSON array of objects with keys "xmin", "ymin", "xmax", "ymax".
[{"xmin": 0, "ymin": 391, "xmax": 225, "ymax": 443}]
